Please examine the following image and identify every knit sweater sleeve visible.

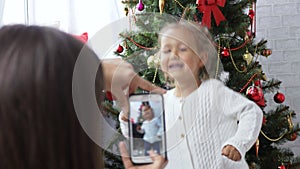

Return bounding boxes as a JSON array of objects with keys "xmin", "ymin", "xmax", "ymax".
[
  {"xmin": 118, "ymin": 111, "xmax": 129, "ymax": 138},
  {"xmin": 216, "ymin": 80, "xmax": 263, "ymax": 158}
]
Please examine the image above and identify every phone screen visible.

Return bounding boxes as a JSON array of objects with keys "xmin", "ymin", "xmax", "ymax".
[{"xmin": 128, "ymin": 93, "xmax": 166, "ymax": 164}]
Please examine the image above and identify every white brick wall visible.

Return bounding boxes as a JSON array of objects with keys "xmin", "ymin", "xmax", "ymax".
[{"xmin": 256, "ymin": 0, "xmax": 300, "ymax": 156}]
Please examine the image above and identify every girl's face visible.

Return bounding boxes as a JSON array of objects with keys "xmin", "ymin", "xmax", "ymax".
[
  {"xmin": 160, "ymin": 28, "xmax": 206, "ymax": 83},
  {"xmin": 142, "ymin": 106, "xmax": 154, "ymax": 120}
]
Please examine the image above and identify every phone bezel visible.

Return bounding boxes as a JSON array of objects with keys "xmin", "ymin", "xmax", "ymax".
[{"xmin": 128, "ymin": 93, "xmax": 167, "ymax": 165}]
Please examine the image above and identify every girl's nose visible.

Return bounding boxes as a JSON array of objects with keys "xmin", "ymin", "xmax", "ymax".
[{"xmin": 170, "ymin": 49, "xmax": 179, "ymax": 59}]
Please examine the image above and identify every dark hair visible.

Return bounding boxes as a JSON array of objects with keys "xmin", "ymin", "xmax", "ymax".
[
  {"xmin": 142, "ymin": 101, "xmax": 150, "ymax": 106},
  {"xmin": 0, "ymin": 25, "xmax": 103, "ymax": 169}
]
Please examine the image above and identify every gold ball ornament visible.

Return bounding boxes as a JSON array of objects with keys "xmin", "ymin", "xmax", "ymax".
[
  {"xmin": 244, "ymin": 31, "xmax": 252, "ymax": 41},
  {"xmin": 147, "ymin": 55, "xmax": 160, "ymax": 68},
  {"xmin": 261, "ymin": 73, "xmax": 267, "ymax": 81},
  {"xmin": 249, "ymin": 162, "xmax": 257, "ymax": 169},
  {"xmin": 159, "ymin": 0, "xmax": 165, "ymax": 14},
  {"xmin": 123, "ymin": 41, "xmax": 128, "ymax": 49},
  {"xmin": 244, "ymin": 35, "xmax": 249, "ymax": 41},
  {"xmin": 243, "ymin": 50, "xmax": 253, "ymax": 65}
]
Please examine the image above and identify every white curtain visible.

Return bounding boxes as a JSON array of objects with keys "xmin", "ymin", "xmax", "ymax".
[
  {"xmin": 0, "ymin": 0, "xmax": 5, "ymax": 26},
  {"xmin": 66, "ymin": 0, "xmax": 124, "ymax": 36},
  {"xmin": 2, "ymin": 0, "xmax": 124, "ymax": 37}
]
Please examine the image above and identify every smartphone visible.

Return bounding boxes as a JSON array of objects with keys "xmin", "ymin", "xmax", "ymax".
[{"xmin": 128, "ymin": 93, "xmax": 167, "ymax": 164}]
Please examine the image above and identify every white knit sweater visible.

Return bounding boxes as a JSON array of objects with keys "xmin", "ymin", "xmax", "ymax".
[{"xmin": 119, "ymin": 79, "xmax": 263, "ymax": 169}]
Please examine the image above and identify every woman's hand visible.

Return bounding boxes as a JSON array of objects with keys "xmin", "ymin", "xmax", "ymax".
[
  {"xmin": 119, "ymin": 141, "xmax": 168, "ymax": 169},
  {"xmin": 102, "ymin": 58, "xmax": 166, "ymax": 117}
]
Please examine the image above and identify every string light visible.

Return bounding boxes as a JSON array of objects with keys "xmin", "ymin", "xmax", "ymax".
[
  {"xmin": 227, "ymin": 44, "xmax": 248, "ymax": 73},
  {"xmin": 260, "ymin": 130, "xmax": 287, "ymax": 142},
  {"xmin": 239, "ymin": 73, "xmax": 258, "ymax": 93},
  {"xmin": 215, "ymin": 41, "xmax": 221, "ymax": 78},
  {"xmin": 260, "ymin": 112, "xmax": 294, "ymax": 142},
  {"xmin": 174, "ymin": 0, "xmax": 185, "ymax": 9},
  {"xmin": 119, "ymin": 34, "xmax": 156, "ymax": 50}
]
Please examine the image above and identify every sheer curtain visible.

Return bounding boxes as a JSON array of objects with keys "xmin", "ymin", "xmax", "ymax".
[
  {"xmin": 2, "ymin": 0, "xmax": 124, "ymax": 36},
  {"xmin": 0, "ymin": 0, "xmax": 5, "ymax": 26}
]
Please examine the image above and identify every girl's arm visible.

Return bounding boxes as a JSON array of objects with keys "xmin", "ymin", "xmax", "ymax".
[
  {"xmin": 221, "ymin": 84, "xmax": 263, "ymax": 159},
  {"xmin": 136, "ymin": 124, "xmax": 144, "ymax": 133},
  {"xmin": 156, "ymin": 118, "xmax": 163, "ymax": 136},
  {"xmin": 119, "ymin": 111, "xmax": 129, "ymax": 138}
]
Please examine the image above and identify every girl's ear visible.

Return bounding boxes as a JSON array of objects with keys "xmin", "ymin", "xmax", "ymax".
[{"xmin": 199, "ymin": 52, "xmax": 208, "ymax": 66}]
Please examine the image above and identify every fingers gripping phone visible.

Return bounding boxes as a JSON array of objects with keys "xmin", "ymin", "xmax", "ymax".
[{"xmin": 128, "ymin": 93, "xmax": 167, "ymax": 164}]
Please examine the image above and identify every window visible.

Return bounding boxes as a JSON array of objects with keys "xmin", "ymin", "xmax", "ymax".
[{"xmin": 1, "ymin": 0, "xmax": 124, "ymax": 37}]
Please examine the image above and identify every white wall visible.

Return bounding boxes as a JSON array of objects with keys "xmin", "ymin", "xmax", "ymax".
[{"xmin": 256, "ymin": 0, "xmax": 300, "ymax": 156}]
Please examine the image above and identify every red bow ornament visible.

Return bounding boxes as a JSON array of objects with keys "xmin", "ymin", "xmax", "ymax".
[{"xmin": 196, "ymin": 0, "xmax": 226, "ymax": 29}]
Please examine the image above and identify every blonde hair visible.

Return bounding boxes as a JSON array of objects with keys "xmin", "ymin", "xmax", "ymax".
[{"xmin": 158, "ymin": 21, "xmax": 220, "ymax": 81}]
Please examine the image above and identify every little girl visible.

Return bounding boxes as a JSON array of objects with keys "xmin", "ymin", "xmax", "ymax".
[
  {"xmin": 120, "ymin": 21, "xmax": 263, "ymax": 169},
  {"xmin": 137, "ymin": 104, "xmax": 162, "ymax": 155}
]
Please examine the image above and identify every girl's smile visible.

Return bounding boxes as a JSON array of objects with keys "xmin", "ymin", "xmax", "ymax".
[{"xmin": 168, "ymin": 61, "xmax": 184, "ymax": 71}]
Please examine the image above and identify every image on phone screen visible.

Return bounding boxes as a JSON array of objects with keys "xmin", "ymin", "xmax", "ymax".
[{"xmin": 128, "ymin": 94, "xmax": 166, "ymax": 164}]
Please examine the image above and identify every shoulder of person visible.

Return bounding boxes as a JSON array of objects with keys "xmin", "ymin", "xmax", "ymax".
[
  {"xmin": 202, "ymin": 78, "xmax": 226, "ymax": 89},
  {"xmin": 164, "ymin": 88, "xmax": 175, "ymax": 99},
  {"xmin": 200, "ymin": 79, "xmax": 240, "ymax": 99},
  {"xmin": 151, "ymin": 117, "xmax": 159, "ymax": 122}
]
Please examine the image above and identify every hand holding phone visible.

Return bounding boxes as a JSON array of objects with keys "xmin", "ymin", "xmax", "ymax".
[
  {"xmin": 119, "ymin": 141, "xmax": 167, "ymax": 169},
  {"xmin": 128, "ymin": 93, "xmax": 167, "ymax": 165}
]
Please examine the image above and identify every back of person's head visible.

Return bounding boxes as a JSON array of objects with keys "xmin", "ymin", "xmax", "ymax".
[{"xmin": 0, "ymin": 25, "xmax": 103, "ymax": 169}]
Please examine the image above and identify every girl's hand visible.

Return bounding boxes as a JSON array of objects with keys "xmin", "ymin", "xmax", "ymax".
[
  {"xmin": 119, "ymin": 141, "xmax": 168, "ymax": 169},
  {"xmin": 221, "ymin": 145, "xmax": 241, "ymax": 161}
]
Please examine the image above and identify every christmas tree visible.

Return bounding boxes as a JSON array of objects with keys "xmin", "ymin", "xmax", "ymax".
[{"xmin": 102, "ymin": 0, "xmax": 300, "ymax": 168}]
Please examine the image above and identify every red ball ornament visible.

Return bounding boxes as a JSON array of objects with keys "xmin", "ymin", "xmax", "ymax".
[
  {"xmin": 248, "ymin": 9, "xmax": 255, "ymax": 21},
  {"xmin": 256, "ymin": 98, "xmax": 266, "ymax": 107},
  {"xmin": 254, "ymin": 80, "xmax": 261, "ymax": 87},
  {"xmin": 247, "ymin": 31, "xmax": 252, "ymax": 37},
  {"xmin": 262, "ymin": 49, "xmax": 272, "ymax": 57},
  {"xmin": 221, "ymin": 47, "xmax": 229, "ymax": 58},
  {"xmin": 246, "ymin": 85, "xmax": 263, "ymax": 101},
  {"xmin": 240, "ymin": 65, "xmax": 247, "ymax": 71},
  {"xmin": 274, "ymin": 92, "xmax": 285, "ymax": 103},
  {"xmin": 137, "ymin": 0, "xmax": 144, "ymax": 11},
  {"xmin": 287, "ymin": 133, "xmax": 297, "ymax": 141},
  {"xmin": 116, "ymin": 44, "xmax": 124, "ymax": 53},
  {"xmin": 278, "ymin": 164, "xmax": 286, "ymax": 169}
]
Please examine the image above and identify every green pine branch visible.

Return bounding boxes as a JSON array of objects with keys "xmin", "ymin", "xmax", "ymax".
[{"xmin": 262, "ymin": 79, "xmax": 281, "ymax": 93}]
